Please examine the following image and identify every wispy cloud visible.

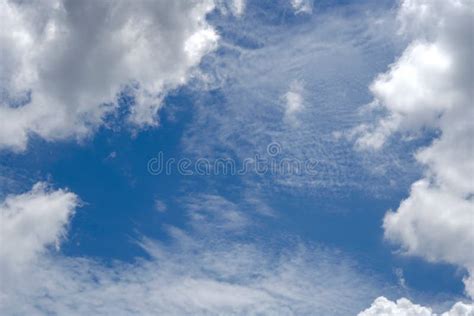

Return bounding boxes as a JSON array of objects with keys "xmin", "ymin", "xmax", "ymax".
[
  {"xmin": 1, "ymin": 183, "xmax": 387, "ymax": 315},
  {"xmin": 182, "ymin": 3, "xmax": 416, "ymax": 197}
]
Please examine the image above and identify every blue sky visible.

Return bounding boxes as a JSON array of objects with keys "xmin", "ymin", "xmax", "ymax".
[{"xmin": 1, "ymin": 0, "xmax": 473, "ymax": 315}]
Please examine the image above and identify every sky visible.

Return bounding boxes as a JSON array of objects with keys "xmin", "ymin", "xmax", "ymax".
[{"xmin": 0, "ymin": 0, "xmax": 473, "ymax": 315}]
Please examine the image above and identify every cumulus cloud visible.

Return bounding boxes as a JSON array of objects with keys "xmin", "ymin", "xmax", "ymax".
[
  {"xmin": 0, "ymin": 0, "xmax": 218, "ymax": 151},
  {"xmin": 358, "ymin": 297, "xmax": 474, "ymax": 316},
  {"xmin": 0, "ymin": 183, "xmax": 386, "ymax": 315},
  {"xmin": 355, "ymin": 0, "xmax": 474, "ymax": 298},
  {"xmin": 384, "ymin": 180, "xmax": 474, "ymax": 279}
]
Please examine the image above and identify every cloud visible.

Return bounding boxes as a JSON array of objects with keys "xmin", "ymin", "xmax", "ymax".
[
  {"xmin": 153, "ymin": 199, "xmax": 167, "ymax": 213},
  {"xmin": 215, "ymin": 0, "xmax": 246, "ymax": 16},
  {"xmin": 0, "ymin": 0, "xmax": 218, "ymax": 151},
  {"xmin": 230, "ymin": 0, "xmax": 246, "ymax": 16},
  {"xmin": 184, "ymin": 194, "xmax": 250, "ymax": 232},
  {"xmin": 291, "ymin": 0, "xmax": 313, "ymax": 14},
  {"xmin": 282, "ymin": 80, "xmax": 305, "ymax": 126},
  {"xmin": 182, "ymin": 2, "xmax": 413, "ymax": 196},
  {"xmin": 354, "ymin": 0, "xmax": 474, "ymax": 298},
  {"xmin": 0, "ymin": 183, "xmax": 386, "ymax": 315},
  {"xmin": 384, "ymin": 180, "xmax": 474, "ymax": 281},
  {"xmin": 358, "ymin": 297, "xmax": 473, "ymax": 316},
  {"xmin": 0, "ymin": 182, "xmax": 78, "ymax": 282}
]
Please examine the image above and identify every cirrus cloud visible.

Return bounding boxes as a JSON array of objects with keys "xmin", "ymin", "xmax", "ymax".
[{"xmin": 0, "ymin": 183, "xmax": 387, "ymax": 315}]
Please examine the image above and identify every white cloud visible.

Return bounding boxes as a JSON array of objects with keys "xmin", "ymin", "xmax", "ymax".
[
  {"xmin": 358, "ymin": 297, "xmax": 474, "ymax": 316},
  {"xmin": 0, "ymin": 182, "xmax": 78, "ymax": 281},
  {"xmin": 182, "ymin": 4, "xmax": 409, "ymax": 195},
  {"xmin": 0, "ymin": 183, "xmax": 385, "ymax": 315},
  {"xmin": 184, "ymin": 194, "xmax": 250, "ymax": 232},
  {"xmin": 0, "ymin": 0, "xmax": 218, "ymax": 151},
  {"xmin": 291, "ymin": 0, "xmax": 313, "ymax": 14},
  {"xmin": 282, "ymin": 80, "xmax": 305, "ymax": 126},
  {"xmin": 353, "ymin": 0, "xmax": 474, "ymax": 298},
  {"xmin": 231, "ymin": 0, "xmax": 246, "ymax": 16},
  {"xmin": 384, "ymin": 180, "xmax": 474, "ymax": 274}
]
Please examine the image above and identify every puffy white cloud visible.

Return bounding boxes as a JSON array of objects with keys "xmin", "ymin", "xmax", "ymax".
[
  {"xmin": 0, "ymin": 184, "xmax": 385, "ymax": 315},
  {"xmin": 354, "ymin": 0, "xmax": 474, "ymax": 298},
  {"xmin": 0, "ymin": 182, "xmax": 78, "ymax": 281},
  {"xmin": 0, "ymin": 0, "xmax": 218, "ymax": 151},
  {"xmin": 358, "ymin": 297, "xmax": 474, "ymax": 316},
  {"xmin": 384, "ymin": 180, "xmax": 474, "ymax": 272}
]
